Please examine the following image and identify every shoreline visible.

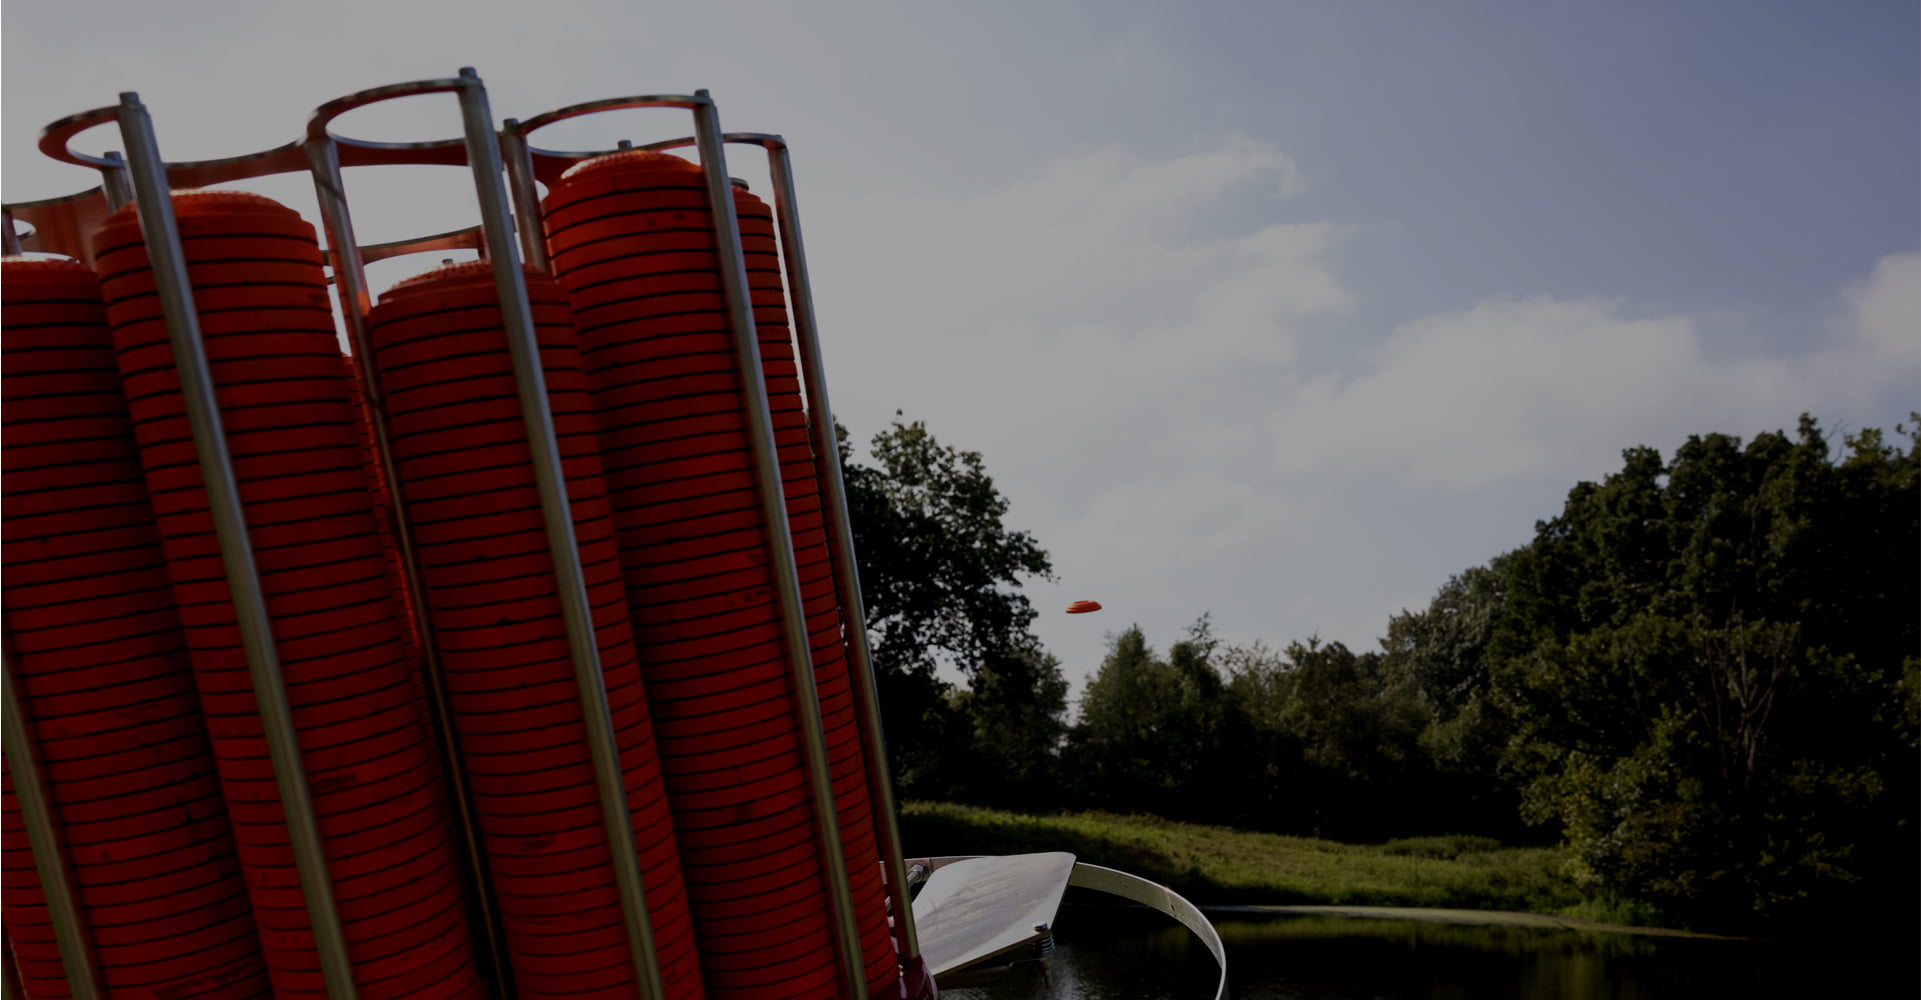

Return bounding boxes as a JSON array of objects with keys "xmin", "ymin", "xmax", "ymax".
[{"xmin": 1194, "ymin": 903, "xmax": 1748, "ymax": 940}]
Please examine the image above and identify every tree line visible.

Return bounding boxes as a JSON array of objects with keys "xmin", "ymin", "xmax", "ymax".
[{"xmin": 838, "ymin": 412, "xmax": 1918, "ymax": 934}]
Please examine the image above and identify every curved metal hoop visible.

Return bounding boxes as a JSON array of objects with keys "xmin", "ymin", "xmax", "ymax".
[
  {"xmin": 1067, "ymin": 862, "xmax": 1230, "ymax": 1000},
  {"xmin": 8, "ymin": 78, "xmax": 480, "ymax": 262},
  {"xmin": 37, "ymin": 104, "xmax": 124, "ymax": 170},
  {"xmin": 498, "ymin": 93, "xmax": 708, "ymax": 188}
]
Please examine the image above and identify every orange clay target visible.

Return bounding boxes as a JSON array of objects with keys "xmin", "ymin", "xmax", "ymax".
[{"xmin": 1066, "ymin": 600, "xmax": 1103, "ymax": 614}]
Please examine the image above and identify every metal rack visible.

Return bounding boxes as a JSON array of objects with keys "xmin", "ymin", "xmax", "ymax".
[{"xmin": 2, "ymin": 68, "xmax": 922, "ymax": 1000}]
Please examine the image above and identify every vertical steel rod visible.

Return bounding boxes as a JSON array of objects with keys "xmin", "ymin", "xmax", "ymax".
[
  {"xmin": 498, "ymin": 120, "xmax": 551, "ymax": 271},
  {"xmin": 305, "ymin": 132, "xmax": 515, "ymax": 999},
  {"xmin": 306, "ymin": 140, "xmax": 374, "ymax": 333},
  {"xmin": 693, "ymin": 92, "xmax": 871, "ymax": 1000},
  {"xmin": 1, "ymin": 646, "xmax": 102, "ymax": 1000},
  {"xmin": 766, "ymin": 140, "xmax": 923, "ymax": 963},
  {"xmin": 114, "ymin": 91, "xmax": 360, "ymax": 1000},
  {"xmin": 100, "ymin": 153, "xmax": 132, "ymax": 211},
  {"xmin": 454, "ymin": 68, "xmax": 666, "ymax": 1000}
]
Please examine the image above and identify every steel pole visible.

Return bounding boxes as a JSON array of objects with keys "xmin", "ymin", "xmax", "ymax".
[
  {"xmin": 305, "ymin": 141, "xmax": 374, "ymax": 330},
  {"xmin": 498, "ymin": 120, "xmax": 551, "ymax": 271},
  {"xmin": 1, "ymin": 645, "xmax": 102, "ymax": 999},
  {"xmin": 100, "ymin": 153, "xmax": 133, "ymax": 211},
  {"xmin": 115, "ymin": 91, "xmax": 359, "ymax": 1000},
  {"xmin": 454, "ymin": 68, "xmax": 665, "ymax": 999},
  {"xmin": 766, "ymin": 140, "xmax": 922, "ymax": 963},
  {"xmin": 693, "ymin": 92, "xmax": 871, "ymax": 1000}
]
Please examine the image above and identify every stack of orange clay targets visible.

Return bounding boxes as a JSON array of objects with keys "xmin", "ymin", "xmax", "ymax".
[
  {"xmin": 541, "ymin": 150, "xmax": 898, "ymax": 999},
  {"xmin": 91, "ymin": 191, "xmax": 486, "ymax": 999},
  {"xmin": 728, "ymin": 176, "xmax": 900, "ymax": 998},
  {"xmin": 365, "ymin": 259, "xmax": 703, "ymax": 999},
  {"xmin": 2, "ymin": 255, "xmax": 273, "ymax": 998}
]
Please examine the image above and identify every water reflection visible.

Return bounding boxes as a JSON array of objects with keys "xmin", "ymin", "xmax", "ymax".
[{"xmin": 939, "ymin": 904, "xmax": 1902, "ymax": 1000}]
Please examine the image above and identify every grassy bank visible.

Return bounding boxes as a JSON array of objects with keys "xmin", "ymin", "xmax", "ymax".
[{"xmin": 899, "ymin": 801, "xmax": 1581, "ymax": 915}]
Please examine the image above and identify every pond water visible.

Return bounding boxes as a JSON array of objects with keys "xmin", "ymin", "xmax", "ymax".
[{"xmin": 938, "ymin": 902, "xmax": 1909, "ymax": 1000}]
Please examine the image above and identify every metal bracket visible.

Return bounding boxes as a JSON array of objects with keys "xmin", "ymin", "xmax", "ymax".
[{"xmin": 909, "ymin": 855, "xmax": 1229, "ymax": 998}]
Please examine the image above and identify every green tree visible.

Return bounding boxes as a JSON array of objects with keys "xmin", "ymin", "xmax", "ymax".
[
  {"xmin": 1064, "ymin": 620, "xmax": 1439, "ymax": 838},
  {"xmin": 1219, "ymin": 639, "xmax": 1305, "ymax": 829},
  {"xmin": 1379, "ymin": 555, "xmax": 1531, "ymax": 838},
  {"xmin": 1067, "ymin": 625, "xmax": 1179, "ymax": 811},
  {"xmin": 1383, "ymin": 557, "xmax": 1511, "ymax": 720},
  {"xmin": 1272, "ymin": 638, "xmax": 1426, "ymax": 838},
  {"xmin": 1157, "ymin": 616, "xmax": 1244, "ymax": 817},
  {"xmin": 839, "ymin": 415, "xmax": 1053, "ymax": 676},
  {"xmin": 836, "ymin": 415, "xmax": 1059, "ymax": 799},
  {"xmin": 1493, "ymin": 415, "xmax": 1919, "ymax": 931},
  {"xmin": 945, "ymin": 642, "xmax": 1070, "ymax": 810},
  {"xmin": 1067, "ymin": 619, "xmax": 1242, "ymax": 819}
]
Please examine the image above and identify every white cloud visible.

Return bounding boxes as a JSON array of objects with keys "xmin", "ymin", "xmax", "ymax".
[
  {"xmin": 809, "ymin": 136, "xmax": 1344, "ymax": 479},
  {"xmin": 1060, "ymin": 474, "xmax": 1322, "ymax": 580},
  {"xmin": 1837, "ymin": 251, "xmax": 1921, "ymax": 369},
  {"xmin": 1266, "ymin": 254, "xmax": 1920, "ymax": 492}
]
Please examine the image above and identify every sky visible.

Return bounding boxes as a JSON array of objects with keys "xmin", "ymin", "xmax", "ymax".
[{"xmin": 6, "ymin": 1, "xmax": 1917, "ymax": 708}]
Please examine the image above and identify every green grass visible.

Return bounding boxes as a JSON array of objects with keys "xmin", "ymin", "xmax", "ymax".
[{"xmin": 899, "ymin": 802, "xmax": 1582, "ymax": 915}]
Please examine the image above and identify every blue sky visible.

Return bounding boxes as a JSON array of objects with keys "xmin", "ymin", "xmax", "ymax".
[{"xmin": 6, "ymin": 1, "xmax": 1916, "ymax": 703}]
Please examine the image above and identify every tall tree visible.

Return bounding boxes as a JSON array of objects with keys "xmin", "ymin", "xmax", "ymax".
[
  {"xmin": 839, "ymin": 415, "xmax": 1053, "ymax": 676},
  {"xmin": 945, "ymin": 642, "xmax": 1070, "ymax": 810},
  {"xmin": 1267, "ymin": 638, "xmax": 1425, "ymax": 838},
  {"xmin": 836, "ymin": 414, "xmax": 1059, "ymax": 798},
  {"xmin": 1068, "ymin": 618, "xmax": 1247, "ymax": 822},
  {"xmin": 1380, "ymin": 555, "xmax": 1531, "ymax": 838},
  {"xmin": 1493, "ymin": 415, "xmax": 1919, "ymax": 930},
  {"xmin": 1067, "ymin": 625, "xmax": 1180, "ymax": 812}
]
